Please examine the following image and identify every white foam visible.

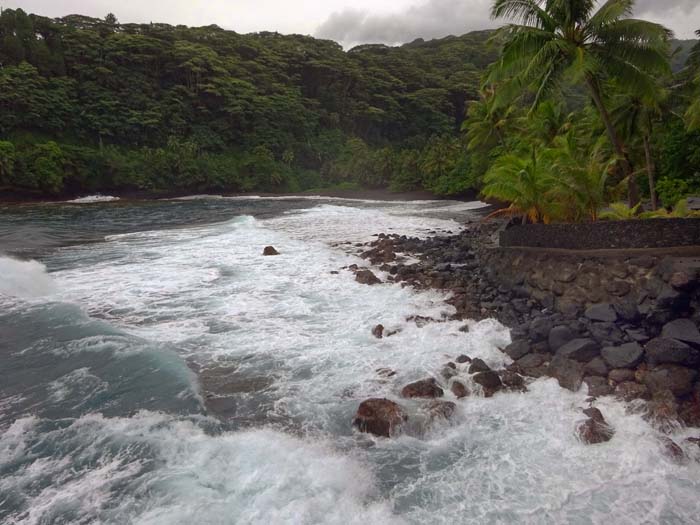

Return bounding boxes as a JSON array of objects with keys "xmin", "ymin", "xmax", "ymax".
[
  {"xmin": 66, "ymin": 195, "xmax": 120, "ymax": 203},
  {"xmin": 0, "ymin": 257, "xmax": 57, "ymax": 299}
]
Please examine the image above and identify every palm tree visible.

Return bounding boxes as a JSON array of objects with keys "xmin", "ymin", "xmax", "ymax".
[
  {"xmin": 488, "ymin": 0, "xmax": 672, "ymax": 206},
  {"xmin": 462, "ymin": 87, "xmax": 519, "ymax": 151},
  {"xmin": 684, "ymin": 30, "xmax": 700, "ymax": 131},
  {"xmin": 482, "ymin": 147, "xmax": 561, "ymax": 223}
]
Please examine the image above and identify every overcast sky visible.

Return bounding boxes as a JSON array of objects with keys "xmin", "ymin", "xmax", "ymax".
[{"xmin": 4, "ymin": 0, "xmax": 699, "ymax": 48}]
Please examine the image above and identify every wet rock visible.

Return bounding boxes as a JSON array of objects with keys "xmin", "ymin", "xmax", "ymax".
[
  {"xmin": 661, "ymin": 319, "xmax": 700, "ymax": 347},
  {"xmin": 262, "ymin": 246, "xmax": 280, "ymax": 256},
  {"xmin": 608, "ymin": 368, "xmax": 636, "ymax": 383},
  {"xmin": 427, "ymin": 400, "xmax": 456, "ymax": 420},
  {"xmin": 500, "ymin": 370, "xmax": 526, "ymax": 391},
  {"xmin": 585, "ymin": 304, "xmax": 617, "ymax": 323},
  {"xmin": 548, "ymin": 325, "xmax": 575, "ymax": 352},
  {"xmin": 584, "ymin": 376, "xmax": 613, "ymax": 397},
  {"xmin": 473, "ymin": 371, "xmax": 502, "ymax": 397},
  {"xmin": 353, "ymin": 399, "xmax": 407, "ymax": 437},
  {"xmin": 356, "ymin": 270, "xmax": 381, "ymax": 285},
  {"xmin": 613, "ymin": 301, "xmax": 641, "ymax": 323},
  {"xmin": 372, "ymin": 324, "xmax": 384, "ymax": 339},
  {"xmin": 589, "ymin": 322, "xmax": 625, "ymax": 345},
  {"xmin": 643, "ymin": 365, "xmax": 698, "ymax": 397},
  {"xmin": 401, "ymin": 378, "xmax": 444, "ymax": 398},
  {"xmin": 548, "ymin": 355, "xmax": 585, "ymax": 392},
  {"xmin": 584, "ymin": 357, "xmax": 609, "ymax": 377},
  {"xmin": 557, "ymin": 338, "xmax": 600, "ymax": 362},
  {"xmin": 577, "ymin": 408, "xmax": 614, "ymax": 444},
  {"xmin": 529, "ymin": 317, "xmax": 553, "ymax": 342},
  {"xmin": 615, "ymin": 381, "xmax": 650, "ymax": 401},
  {"xmin": 504, "ymin": 340, "xmax": 530, "ymax": 360},
  {"xmin": 645, "ymin": 337, "xmax": 699, "ymax": 366},
  {"xmin": 659, "ymin": 437, "xmax": 687, "ymax": 464},
  {"xmin": 646, "ymin": 390, "xmax": 679, "ymax": 433},
  {"xmin": 601, "ymin": 342, "xmax": 644, "ymax": 369},
  {"xmin": 451, "ymin": 381, "xmax": 470, "ymax": 398},
  {"xmin": 468, "ymin": 358, "xmax": 491, "ymax": 374},
  {"xmin": 459, "ymin": 324, "xmax": 470, "ymax": 333},
  {"xmin": 455, "ymin": 354, "xmax": 472, "ymax": 364},
  {"xmin": 376, "ymin": 368, "xmax": 397, "ymax": 378},
  {"xmin": 441, "ymin": 365, "xmax": 458, "ymax": 380}
]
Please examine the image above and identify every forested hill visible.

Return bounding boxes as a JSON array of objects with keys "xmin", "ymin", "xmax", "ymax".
[{"xmin": 0, "ymin": 9, "xmax": 497, "ymax": 197}]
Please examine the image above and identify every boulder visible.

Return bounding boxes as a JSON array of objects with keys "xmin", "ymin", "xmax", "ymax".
[
  {"xmin": 451, "ymin": 381, "xmax": 469, "ymax": 398},
  {"xmin": 584, "ymin": 357, "xmax": 609, "ymax": 377},
  {"xmin": 355, "ymin": 270, "xmax": 381, "ymax": 285},
  {"xmin": 615, "ymin": 381, "xmax": 650, "ymax": 402},
  {"xmin": 441, "ymin": 365, "xmax": 458, "ymax": 380},
  {"xmin": 262, "ymin": 246, "xmax": 280, "ymax": 256},
  {"xmin": 584, "ymin": 376, "xmax": 613, "ymax": 397},
  {"xmin": 577, "ymin": 408, "xmax": 614, "ymax": 444},
  {"xmin": 500, "ymin": 370, "xmax": 526, "ymax": 391},
  {"xmin": 643, "ymin": 365, "xmax": 698, "ymax": 397},
  {"xmin": 585, "ymin": 304, "xmax": 617, "ymax": 323},
  {"xmin": 427, "ymin": 400, "xmax": 456, "ymax": 420},
  {"xmin": 646, "ymin": 390, "xmax": 679, "ymax": 433},
  {"xmin": 401, "ymin": 378, "xmax": 444, "ymax": 398},
  {"xmin": 468, "ymin": 358, "xmax": 491, "ymax": 374},
  {"xmin": 645, "ymin": 337, "xmax": 700, "ymax": 367},
  {"xmin": 661, "ymin": 319, "xmax": 700, "ymax": 347},
  {"xmin": 473, "ymin": 371, "xmax": 502, "ymax": 397},
  {"xmin": 557, "ymin": 338, "xmax": 600, "ymax": 362},
  {"xmin": 608, "ymin": 368, "xmax": 636, "ymax": 383},
  {"xmin": 659, "ymin": 437, "xmax": 687, "ymax": 464},
  {"xmin": 353, "ymin": 398, "xmax": 407, "ymax": 437},
  {"xmin": 371, "ymin": 324, "xmax": 384, "ymax": 339},
  {"xmin": 601, "ymin": 342, "xmax": 644, "ymax": 369},
  {"xmin": 613, "ymin": 301, "xmax": 641, "ymax": 323},
  {"xmin": 548, "ymin": 325, "xmax": 575, "ymax": 352},
  {"xmin": 504, "ymin": 340, "xmax": 530, "ymax": 360},
  {"xmin": 548, "ymin": 355, "xmax": 585, "ymax": 392},
  {"xmin": 455, "ymin": 354, "xmax": 472, "ymax": 364},
  {"xmin": 529, "ymin": 317, "xmax": 553, "ymax": 342}
]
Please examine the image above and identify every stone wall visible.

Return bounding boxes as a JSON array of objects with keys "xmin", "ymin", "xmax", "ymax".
[{"xmin": 499, "ymin": 219, "xmax": 700, "ymax": 250}]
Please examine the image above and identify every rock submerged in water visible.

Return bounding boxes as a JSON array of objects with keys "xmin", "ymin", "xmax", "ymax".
[
  {"xmin": 473, "ymin": 371, "xmax": 502, "ymax": 397},
  {"xmin": 353, "ymin": 398, "xmax": 407, "ymax": 437},
  {"xmin": 262, "ymin": 246, "xmax": 280, "ymax": 256},
  {"xmin": 372, "ymin": 324, "xmax": 384, "ymax": 339},
  {"xmin": 355, "ymin": 269, "xmax": 381, "ymax": 285},
  {"xmin": 577, "ymin": 407, "xmax": 614, "ymax": 444},
  {"xmin": 401, "ymin": 377, "xmax": 444, "ymax": 398}
]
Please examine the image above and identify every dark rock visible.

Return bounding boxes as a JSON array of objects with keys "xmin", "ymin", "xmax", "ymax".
[
  {"xmin": 661, "ymin": 319, "xmax": 700, "ymax": 346},
  {"xmin": 555, "ymin": 268, "xmax": 577, "ymax": 283},
  {"xmin": 504, "ymin": 340, "xmax": 530, "ymax": 360},
  {"xmin": 557, "ymin": 338, "xmax": 600, "ymax": 362},
  {"xmin": 451, "ymin": 381, "xmax": 469, "ymax": 398},
  {"xmin": 584, "ymin": 357, "xmax": 609, "ymax": 377},
  {"xmin": 584, "ymin": 376, "xmax": 613, "ymax": 397},
  {"xmin": 427, "ymin": 400, "xmax": 456, "ymax": 420},
  {"xmin": 670, "ymin": 271, "xmax": 693, "ymax": 291},
  {"xmin": 625, "ymin": 328, "xmax": 650, "ymax": 343},
  {"xmin": 548, "ymin": 325, "xmax": 575, "ymax": 352},
  {"xmin": 548, "ymin": 355, "xmax": 585, "ymax": 391},
  {"xmin": 459, "ymin": 324, "xmax": 470, "ymax": 333},
  {"xmin": 468, "ymin": 358, "xmax": 491, "ymax": 374},
  {"xmin": 500, "ymin": 370, "xmax": 526, "ymax": 391},
  {"xmin": 376, "ymin": 368, "xmax": 397, "ymax": 378},
  {"xmin": 441, "ymin": 366, "xmax": 458, "ymax": 380},
  {"xmin": 355, "ymin": 270, "xmax": 381, "ymax": 285},
  {"xmin": 608, "ymin": 368, "xmax": 636, "ymax": 383},
  {"xmin": 646, "ymin": 390, "xmax": 679, "ymax": 433},
  {"xmin": 353, "ymin": 398, "xmax": 407, "ymax": 437},
  {"xmin": 585, "ymin": 304, "xmax": 617, "ymax": 323},
  {"xmin": 262, "ymin": 246, "xmax": 280, "ymax": 256},
  {"xmin": 589, "ymin": 322, "xmax": 625, "ymax": 345},
  {"xmin": 645, "ymin": 337, "xmax": 700, "ymax": 367},
  {"xmin": 659, "ymin": 437, "xmax": 687, "ymax": 464},
  {"xmin": 601, "ymin": 342, "xmax": 644, "ymax": 369},
  {"xmin": 577, "ymin": 410, "xmax": 614, "ymax": 444},
  {"xmin": 455, "ymin": 354, "xmax": 472, "ymax": 364},
  {"xmin": 613, "ymin": 301, "xmax": 641, "ymax": 323},
  {"xmin": 371, "ymin": 324, "xmax": 384, "ymax": 339},
  {"xmin": 656, "ymin": 286, "xmax": 689, "ymax": 312},
  {"xmin": 606, "ymin": 280, "xmax": 632, "ymax": 297},
  {"xmin": 615, "ymin": 382, "xmax": 650, "ymax": 401},
  {"xmin": 473, "ymin": 371, "xmax": 503, "ymax": 397},
  {"xmin": 643, "ymin": 365, "xmax": 698, "ymax": 397},
  {"xmin": 529, "ymin": 317, "xmax": 553, "ymax": 342},
  {"xmin": 401, "ymin": 378, "xmax": 444, "ymax": 398}
]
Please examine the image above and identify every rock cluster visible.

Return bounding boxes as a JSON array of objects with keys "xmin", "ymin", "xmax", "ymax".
[{"xmin": 350, "ymin": 221, "xmax": 700, "ymax": 432}]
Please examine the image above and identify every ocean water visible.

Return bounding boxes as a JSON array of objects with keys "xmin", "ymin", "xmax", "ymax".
[{"xmin": 0, "ymin": 196, "xmax": 699, "ymax": 525}]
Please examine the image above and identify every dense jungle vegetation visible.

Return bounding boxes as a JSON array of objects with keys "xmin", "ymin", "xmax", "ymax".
[{"xmin": 0, "ymin": 2, "xmax": 698, "ymax": 211}]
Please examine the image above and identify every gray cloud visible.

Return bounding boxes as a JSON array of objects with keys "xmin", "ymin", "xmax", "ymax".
[
  {"xmin": 316, "ymin": 0, "xmax": 699, "ymax": 48},
  {"xmin": 316, "ymin": 0, "xmax": 496, "ymax": 48}
]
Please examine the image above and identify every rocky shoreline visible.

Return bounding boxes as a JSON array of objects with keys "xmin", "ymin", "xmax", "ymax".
[{"xmin": 343, "ymin": 220, "xmax": 700, "ymax": 458}]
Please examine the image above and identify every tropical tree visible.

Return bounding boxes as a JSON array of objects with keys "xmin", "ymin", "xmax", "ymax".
[
  {"xmin": 488, "ymin": 0, "xmax": 672, "ymax": 206},
  {"xmin": 684, "ymin": 30, "xmax": 700, "ymax": 132},
  {"xmin": 481, "ymin": 147, "xmax": 560, "ymax": 223}
]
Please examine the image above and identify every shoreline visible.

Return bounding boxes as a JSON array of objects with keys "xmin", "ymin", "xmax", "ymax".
[{"xmin": 0, "ymin": 188, "xmax": 477, "ymax": 205}]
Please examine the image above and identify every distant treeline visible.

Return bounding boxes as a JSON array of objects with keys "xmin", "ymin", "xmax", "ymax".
[{"xmin": 0, "ymin": 9, "xmax": 500, "ymax": 197}]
